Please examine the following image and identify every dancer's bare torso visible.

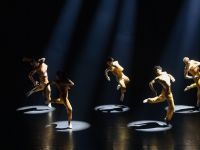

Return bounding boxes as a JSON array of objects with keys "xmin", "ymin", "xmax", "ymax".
[
  {"xmin": 30, "ymin": 63, "xmax": 49, "ymax": 85},
  {"xmin": 155, "ymin": 72, "xmax": 172, "ymax": 92},
  {"xmin": 109, "ymin": 61, "xmax": 124, "ymax": 79},
  {"xmin": 185, "ymin": 60, "xmax": 200, "ymax": 77}
]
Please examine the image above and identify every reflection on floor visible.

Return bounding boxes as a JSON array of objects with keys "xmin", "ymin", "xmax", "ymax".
[{"xmin": 14, "ymin": 102, "xmax": 200, "ymax": 150}]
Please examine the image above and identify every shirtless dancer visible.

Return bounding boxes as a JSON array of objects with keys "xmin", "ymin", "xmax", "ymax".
[
  {"xmin": 143, "ymin": 66, "xmax": 175, "ymax": 123},
  {"xmin": 23, "ymin": 57, "xmax": 52, "ymax": 107},
  {"xmin": 105, "ymin": 57, "xmax": 130, "ymax": 102},
  {"xmin": 183, "ymin": 57, "xmax": 200, "ymax": 109},
  {"xmin": 48, "ymin": 71, "xmax": 74, "ymax": 129}
]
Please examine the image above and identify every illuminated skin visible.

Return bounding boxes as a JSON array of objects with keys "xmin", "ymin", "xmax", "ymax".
[
  {"xmin": 50, "ymin": 72, "xmax": 74, "ymax": 129},
  {"xmin": 23, "ymin": 57, "xmax": 52, "ymax": 107},
  {"xmin": 143, "ymin": 66, "xmax": 175, "ymax": 122},
  {"xmin": 105, "ymin": 58, "xmax": 130, "ymax": 102},
  {"xmin": 183, "ymin": 57, "xmax": 200, "ymax": 107}
]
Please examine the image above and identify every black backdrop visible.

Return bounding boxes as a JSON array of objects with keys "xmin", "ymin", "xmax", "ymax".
[{"xmin": 3, "ymin": 1, "xmax": 200, "ymax": 147}]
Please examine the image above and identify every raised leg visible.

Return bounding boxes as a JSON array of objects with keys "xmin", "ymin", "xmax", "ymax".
[{"xmin": 143, "ymin": 93, "xmax": 166, "ymax": 104}]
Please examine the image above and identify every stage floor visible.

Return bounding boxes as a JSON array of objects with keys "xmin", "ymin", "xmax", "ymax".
[{"xmin": 14, "ymin": 102, "xmax": 200, "ymax": 150}]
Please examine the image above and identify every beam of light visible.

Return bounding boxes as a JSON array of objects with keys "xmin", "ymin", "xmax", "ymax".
[
  {"xmin": 44, "ymin": 0, "xmax": 83, "ymax": 78},
  {"xmin": 111, "ymin": 0, "xmax": 137, "ymax": 68},
  {"xmin": 160, "ymin": 0, "xmax": 200, "ymax": 66},
  {"xmin": 102, "ymin": 0, "xmax": 137, "ymax": 103},
  {"xmin": 159, "ymin": 0, "xmax": 200, "ymax": 103},
  {"xmin": 71, "ymin": 0, "xmax": 120, "ymax": 117}
]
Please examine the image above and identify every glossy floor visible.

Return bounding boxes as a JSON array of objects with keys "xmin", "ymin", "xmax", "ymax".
[{"xmin": 14, "ymin": 102, "xmax": 200, "ymax": 150}]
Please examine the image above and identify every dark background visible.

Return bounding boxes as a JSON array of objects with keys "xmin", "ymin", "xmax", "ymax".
[
  {"xmin": 4, "ymin": 0, "xmax": 200, "ymax": 149},
  {"xmin": 11, "ymin": 0, "xmax": 199, "ymax": 108}
]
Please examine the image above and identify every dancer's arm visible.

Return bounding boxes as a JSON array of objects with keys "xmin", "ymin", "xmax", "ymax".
[
  {"xmin": 105, "ymin": 68, "xmax": 111, "ymax": 81},
  {"xmin": 149, "ymin": 79, "xmax": 157, "ymax": 96},
  {"xmin": 28, "ymin": 70, "xmax": 38, "ymax": 86}
]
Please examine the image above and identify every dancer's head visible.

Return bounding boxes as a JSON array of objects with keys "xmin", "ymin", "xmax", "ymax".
[
  {"xmin": 23, "ymin": 57, "xmax": 45, "ymax": 67},
  {"xmin": 183, "ymin": 57, "xmax": 189, "ymax": 64},
  {"xmin": 107, "ymin": 57, "xmax": 114, "ymax": 66},
  {"xmin": 38, "ymin": 58, "xmax": 46, "ymax": 63},
  {"xmin": 154, "ymin": 65, "xmax": 162, "ymax": 75}
]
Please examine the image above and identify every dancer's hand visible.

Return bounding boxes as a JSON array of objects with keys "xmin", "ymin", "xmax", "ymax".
[
  {"xmin": 106, "ymin": 76, "xmax": 110, "ymax": 81},
  {"xmin": 172, "ymin": 78, "xmax": 175, "ymax": 82},
  {"xmin": 184, "ymin": 86, "xmax": 189, "ymax": 92},
  {"xmin": 34, "ymin": 81, "xmax": 39, "ymax": 86}
]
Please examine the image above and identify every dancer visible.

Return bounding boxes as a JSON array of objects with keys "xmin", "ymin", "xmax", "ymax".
[
  {"xmin": 48, "ymin": 71, "xmax": 74, "ymax": 129},
  {"xmin": 143, "ymin": 66, "xmax": 175, "ymax": 124},
  {"xmin": 22, "ymin": 57, "xmax": 52, "ymax": 107},
  {"xmin": 105, "ymin": 57, "xmax": 130, "ymax": 102},
  {"xmin": 183, "ymin": 57, "xmax": 200, "ymax": 109}
]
